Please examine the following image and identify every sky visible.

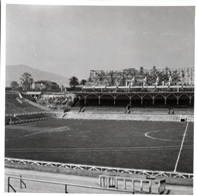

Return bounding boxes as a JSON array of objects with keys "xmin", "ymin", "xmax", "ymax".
[{"xmin": 6, "ymin": 5, "xmax": 195, "ymax": 80}]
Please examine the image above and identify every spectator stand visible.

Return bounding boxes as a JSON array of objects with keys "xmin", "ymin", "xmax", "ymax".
[{"xmin": 35, "ymin": 94, "xmax": 74, "ymax": 112}]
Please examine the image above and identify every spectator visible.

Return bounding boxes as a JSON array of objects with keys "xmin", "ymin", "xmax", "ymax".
[
  {"xmin": 168, "ymin": 106, "xmax": 171, "ymax": 114},
  {"xmin": 79, "ymin": 104, "xmax": 85, "ymax": 113},
  {"xmin": 125, "ymin": 103, "xmax": 131, "ymax": 114},
  {"xmin": 81, "ymin": 104, "xmax": 86, "ymax": 112},
  {"xmin": 171, "ymin": 107, "xmax": 174, "ymax": 114}
]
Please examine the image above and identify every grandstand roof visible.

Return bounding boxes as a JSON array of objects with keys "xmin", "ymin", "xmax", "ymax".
[{"xmin": 22, "ymin": 91, "xmax": 42, "ymax": 95}]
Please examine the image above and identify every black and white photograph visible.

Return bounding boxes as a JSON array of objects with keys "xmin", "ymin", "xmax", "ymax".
[{"xmin": 3, "ymin": 0, "xmax": 195, "ymax": 194}]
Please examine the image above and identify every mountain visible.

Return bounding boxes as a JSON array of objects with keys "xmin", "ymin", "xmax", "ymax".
[{"xmin": 6, "ymin": 64, "xmax": 70, "ymax": 87}]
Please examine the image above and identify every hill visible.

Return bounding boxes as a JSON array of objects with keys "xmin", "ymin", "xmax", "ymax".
[{"xmin": 6, "ymin": 64, "xmax": 70, "ymax": 87}]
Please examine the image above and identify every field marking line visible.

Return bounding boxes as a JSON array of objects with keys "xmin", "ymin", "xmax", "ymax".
[
  {"xmin": 5, "ymin": 145, "xmax": 193, "ymax": 152},
  {"xmin": 145, "ymin": 130, "xmax": 181, "ymax": 142},
  {"xmin": 173, "ymin": 122, "xmax": 189, "ymax": 172},
  {"xmin": 5, "ymin": 126, "xmax": 70, "ymax": 142}
]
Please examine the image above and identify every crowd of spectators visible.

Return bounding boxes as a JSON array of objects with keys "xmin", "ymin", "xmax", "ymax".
[
  {"xmin": 36, "ymin": 96, "xmax": 74, "ymax": 110},
  {"xmin": 86, "ymin": 67, "xmax": 188, "ymax": 88}
]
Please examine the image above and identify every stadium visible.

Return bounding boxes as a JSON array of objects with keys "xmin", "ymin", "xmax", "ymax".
[
  {"xmin": 5, "ymin": 67, "xmax": 194, "ymax": 194},
  {"xmin": 4, "ymin": 3, "xmax": 195, "ymax": 194}
]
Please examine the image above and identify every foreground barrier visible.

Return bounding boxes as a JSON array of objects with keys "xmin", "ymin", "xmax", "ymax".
[
  {"xmin": 5, "ymin": 158, "xmax": 193, "ymax": 180},
  {"xmin": 99, "ymin": 175, "xmax": 166, "ymax": 194},
  {"xmin": 5, "ymin": 112, "xmax": 51, "ymax": 117},
  {"xmin": 5, "ymin": 112, "xmax": 56, "ymax": 125},
  {"xmin": 6, "ymin": 175, "xmax": 134, "ymax": 193}
]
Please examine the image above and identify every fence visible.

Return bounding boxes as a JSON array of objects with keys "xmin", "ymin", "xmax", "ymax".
[
  {"xmin": 5, "ymin": 112, "xmax": 56, "ymax": 125},
  {"xmin": 5, "ymin": 158, "xmax": 193, "ymax": 179},
  {"xmin": 6, "ymin": 175, "xmax": 134, "ymax": 193}
]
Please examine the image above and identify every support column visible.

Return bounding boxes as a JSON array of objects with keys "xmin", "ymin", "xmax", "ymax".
[
  {"xmin": 99, "ymin": 176, "xmax": 101, "ymax": 187},
  {"xmin": 129, "ymin": 97, "xmax": 131, "ymax": 104},
  {"xmin": 107, "ymin": 176, "xmax": 109, "ymax": 188},
  {"xmin": 149, "ymin": 181, "xmax": 152, "ymax": 193},
  {"xmin": 177, "ymin": 97, "xmax": 179, "ymax": 105},
  {"xmin": 189, "ymin": 97, "xmax": 192, "ymax": 105},
  {"xmin": 98, "ymin": 97, "xmax": 100, "ymax": 105},
  {"xmin": 158, "ymin": 182, "xmax": 161, "ymax": 194},
  {"xmin": 152, "ymin": 97, "xmax": 155, "ymax": 105},
  {"xmin": 114, "ymin": 97, "xmax": 116, "ymax": 105},
  {"xmin": 164, "ymin": 97, "xmax": 167, "ymax": 105},
  {"xmin": 84, "ymin": 97, "xmax": 86, "ymax": 104},
  {"xmin": 140, "ymin": 180, "xmax": 143, "ymax": 192},
  {"xmin": 116, "ymin": 179, "xmax": 119, "ymax": 189},
  {"xmin": 132, "ymin": 180, "xmax": 135, "ymax": 192},
  {"xmin": 141, "ymin": 97, "xmax": 143, "ymax": 105},
  {"xmin": 124, "ymin": 179, "xmax": 126, "ymax": 189}
]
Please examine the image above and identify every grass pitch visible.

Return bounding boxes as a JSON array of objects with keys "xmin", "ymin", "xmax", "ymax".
[{"xmin": 5, "ymin": 119, "xmax": 193, "ymax": 173}]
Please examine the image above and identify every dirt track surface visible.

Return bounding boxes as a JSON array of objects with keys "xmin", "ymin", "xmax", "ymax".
[{"xmin": 5, "ymin": 168, "xmax": 193, "ymax": 194}]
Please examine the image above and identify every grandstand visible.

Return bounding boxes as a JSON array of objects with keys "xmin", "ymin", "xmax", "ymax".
[
  {"xmin": 73, "ymin": 86, "xmax": 194, "ymax": 108},
  {"xmin": 68, "ymin": 66, "xmax": 194, "ymax": 108}
]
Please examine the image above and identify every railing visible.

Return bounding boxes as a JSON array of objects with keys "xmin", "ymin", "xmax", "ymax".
[
  {"xmin": 6, "ymin": 175, "xmax": 134, "ymax": 193},
  {"xmin": 5, "ymin": 112, "xmax": 56, "ymax": 125},
  {"xmin": 5, "ymin": 111, "xmax": 54, "ymax": 117},
  {"xmin": 76, "ymin": 85, "xmax": 195, "ymax": 93},
  {"xmin": 5, "ymin": 158, "xmax": 193, "ymax": 179},
  {"xmin": 6, "ymin": 174, "xmax": 26, "ymax": 192}
]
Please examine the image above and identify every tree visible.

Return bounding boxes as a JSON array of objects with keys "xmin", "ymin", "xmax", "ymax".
[
  {"xmin": 35, "ymin": 80, "xmax": 60, "ymax": 90},
  {"xmin": 69, "ymin": 76, "xmax": 79, "ymax": 91},
  {"xmin": 80, "ymin": 79, "xmax": 87, "ymax": 86},
  {"xmin": 10, "ymin": 81, "xmax": 19, "ymax": 89},
  {"xmin": 20, "ymin": 72, "xmax": 34, "ymax": 90}
]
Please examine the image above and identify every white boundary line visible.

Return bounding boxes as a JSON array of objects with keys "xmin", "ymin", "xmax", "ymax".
[
  {"xmin": 174, "ymin": 122, "xmax": 189, "ymax": 172},
  {"xmin": 145, "ymin": 130, "xmax": 181, "ymax": 142}
]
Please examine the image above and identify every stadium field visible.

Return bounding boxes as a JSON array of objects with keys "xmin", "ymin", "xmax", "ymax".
[{"xmin": 5, "ymin": 119, "xmax": 193, "ymax": 173}]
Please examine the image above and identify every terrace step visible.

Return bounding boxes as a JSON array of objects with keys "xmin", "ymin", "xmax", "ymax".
[{"xmin": 63, "ymin": 112, "xmax": 193, "ymax": 122}]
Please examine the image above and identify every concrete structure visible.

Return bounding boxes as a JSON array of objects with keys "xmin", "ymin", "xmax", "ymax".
[
  {"xmin": 75, "ymin": 87, "xmax": 194, "ymax": 107},
  {"xmin": 99, "ymin": 175, "xmax": 166, "ymax": 194}
]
